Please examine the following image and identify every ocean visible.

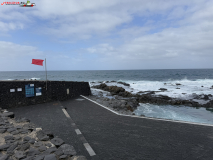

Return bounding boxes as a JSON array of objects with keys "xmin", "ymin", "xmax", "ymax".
[{"xmin": 1, "ymin": 69, "xmax": 213, "ymax": 124}]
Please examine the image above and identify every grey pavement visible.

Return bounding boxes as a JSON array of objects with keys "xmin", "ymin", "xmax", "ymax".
[
  {"xmin": 9, "ymin": 99, "xmax": 91, "ymax": 159},
  {"xmin": 10, "ymin": 96, "xmax": 213, "ymax": 160}
]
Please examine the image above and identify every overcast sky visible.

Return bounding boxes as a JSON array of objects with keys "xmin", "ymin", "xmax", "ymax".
[{"xmin": 0, "ymin": 0, "xmax": 213, "ymax": 71}]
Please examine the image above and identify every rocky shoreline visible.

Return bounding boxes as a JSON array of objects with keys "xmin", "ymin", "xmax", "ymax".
[
  {"xmin": 89, "ymin": 82, "xmax": 213, "ymax": 113},
  {"xmin": 0, "ymin": 109, "xmax": 87, "ymax": 160}
]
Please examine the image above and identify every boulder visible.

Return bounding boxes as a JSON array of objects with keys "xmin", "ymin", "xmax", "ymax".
[
  {"xmin": 122, "ymin": 91, "xmax": 132, "ymax": 97},
  {"xmin": 203, "ymin": 95, "xmax": 209, "ymax": 100},
  {"xmin": 96, "ymin": 83, "xmax": 107, "ymax": 90},
  {"xmin": 37, "ymin": 130, "xmax": 49, "ymax": 141},
  {"xmin": 14, "ymin": 151, "xmax": 26, "ymax": 160},
  {"xmin": 18, "ymin": 143, "xmax": 30, "ymax": 151},
  {"xmin": 11, "ymin": 130, "xmax": 19, "ymax": 135},
  {"xmin": 0, "ymin": 144, "xmax": 11, "ymax": 151},
  {"xmin": 7, "ymin": 142, "xmax": 18, "ymax": 154},
  {"xmin": 7, "ymin": 128, "xmax": 17, "ymax": 133},
  {"xmin": 4, "ymin": 136, "xmax": 15, "ymax": 141},
  {"xmin": 59, "ymin": 144, "xmax": 76, "ymax": 156},
  {"xmin": 38, "ymin": 146, "xmax": 47, "ymax": 152},
  {"xmin": 117, "ymin": 82, "xmax": 130, "ymax": 86},
  {"xmin": 54, "ymin": 149, "xmax": 63, "ymax": 156},
  {"xmin": 0, "ymin": 155, "xmax": 9, "ymax": 160},
  {"xmin": 40, "ymin": 136, "xmax": 49, "ymax": 141},
  {"xmin": 158, "ymin": 88, "xmax": 167, "ymax": 91},
  {"xmin": 46, "ymin": 147, "xmax": 57, "ymax": 154},
  {"xmin": 23, "ymin": 136, "xmax": 31, "ymax": 142},
  {"xmin": 44, "ymin": 154, "xmax": 57, "ymax": 160},
  {"xmin": 59, "ymin": 154, "xmax": 67, "ymax": 159},
  {"xmin": 192, "ymin": 93, "xmax": 199, "ymax": 99},
  {"xmin": 0, "ymin": 129, "xmax": 6, "ymax": 133},
  {"xmin": 50, "ymin": 138, "xmax": 64, "ymax": 147},
  {"xmin": 34, "ymin": 155, "xmax": 45, "ymax": 160},
  {"xmin": 28, "ymin": 138, "xmax": 36, "ymax": 144},
  {"xmin": 45, "ymin": 143, "xmax": 52, "ymax": 147},
  {"xmin": 26, "ymin": 148, "xmax": 40, "ymax": 156}
]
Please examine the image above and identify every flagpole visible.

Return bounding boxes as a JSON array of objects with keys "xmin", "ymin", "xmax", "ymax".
[{"xmin": 45, "ymin": 58, "xmax": 47, "ymax": 90}]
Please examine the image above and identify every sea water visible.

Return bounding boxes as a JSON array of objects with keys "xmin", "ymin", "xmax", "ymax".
[
  {"xmin": 1, "ymin": 69, "xmax": 213, "ymax": 124},
  {"xmin": 134, "ymin": 104, "xmax": 213, "ymax": 125}
]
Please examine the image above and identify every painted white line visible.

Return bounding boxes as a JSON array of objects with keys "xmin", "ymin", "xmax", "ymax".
[
  {"xmin": 80, "ymin": 95, "xmax": 119, "ymax": 115},
  {"xmin": 62, "ymin": 108, "xmax": 71, "ymax": 118},
  {"xmin": 84, "ymin": 143, "xmax": 96, "ymax": 156},
  {"xmin": 80, "ymin": 95, "xmax": 213, "ymax": 127},
  {"xmin": 75, "ymin": 129, "xmax": 82, "ymax": 135}
]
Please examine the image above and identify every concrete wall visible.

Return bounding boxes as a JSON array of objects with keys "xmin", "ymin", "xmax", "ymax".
[{"xmin": 0, "ymin": 81, "xmax": 91, "ymax": 109}]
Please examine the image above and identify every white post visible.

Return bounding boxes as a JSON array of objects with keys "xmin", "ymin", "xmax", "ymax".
[{"xmin": 45, "ymin": 58, "xmax": 47, "ymax": 90}]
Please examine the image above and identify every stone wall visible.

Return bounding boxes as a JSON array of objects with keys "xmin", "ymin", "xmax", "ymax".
[{"xmin": 0, "ymin": 81, "xmax": 91, "ymax": 109}]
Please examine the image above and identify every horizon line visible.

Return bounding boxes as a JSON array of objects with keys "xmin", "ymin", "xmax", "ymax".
[{"xmin": 0, "ymin": 68, "xmax": 213, "ymax": 72}]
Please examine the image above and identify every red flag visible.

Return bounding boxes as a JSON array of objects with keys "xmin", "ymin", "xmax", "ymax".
[{"xmin": 32, "ymin": 59, "xmax": 44, "ymax": 66}]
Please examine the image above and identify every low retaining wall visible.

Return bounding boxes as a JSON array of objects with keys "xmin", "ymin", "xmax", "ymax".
[{"xmin": 0, "ymin": 81, "xmax": 91, "ymax": 109}]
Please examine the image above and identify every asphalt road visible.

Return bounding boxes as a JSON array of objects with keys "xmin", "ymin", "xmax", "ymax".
[{"xmin": 10, "ymin": 96, "xmax": 213, "ymax": 160}]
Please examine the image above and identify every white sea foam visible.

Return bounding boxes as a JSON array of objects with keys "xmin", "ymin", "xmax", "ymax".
[
  {"xmin": 29, "ymin": 77, "xmax": 40, "ymax": 80},
  {"xmin": 90, "ymin": 79, "xmax": 213, "ymax": 102}
]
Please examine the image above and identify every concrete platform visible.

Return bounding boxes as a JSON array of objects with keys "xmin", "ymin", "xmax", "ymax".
[{"xmin": 10, "ymin": 96, "xmax": 213, "ymax": 160}]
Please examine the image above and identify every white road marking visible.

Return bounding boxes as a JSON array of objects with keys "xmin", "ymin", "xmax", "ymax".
[
  {"xmin": 84, "ymin": 143, "xmax": 96, "ymax": 156},
  {"xmin": 61, "ymin": 106, "xmax": 96, "ymax": 157},
  {"xmin": 75, "ymin": 129, "xmax": 82, "ymax": 135},
  {"xmin": 80, "ymin": 95, "xmax": 119, "ymax": 115},
  {"xmin": 62, "ymin": 108, "xmax": 70, "ymax": 118},
  {"xmin": 80, "ymin": 95, "xmax": 213, "ymax": 127}
]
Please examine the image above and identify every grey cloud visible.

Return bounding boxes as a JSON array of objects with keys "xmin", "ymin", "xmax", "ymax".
[{"xmin": 0, "ymin": 41, "xmax": 43, "ymax": 58}]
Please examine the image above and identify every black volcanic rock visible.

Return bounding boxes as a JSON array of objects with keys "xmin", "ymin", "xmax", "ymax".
[
  {"xmin": 37, "ymin": 130, "xmax": 49, "ymax": 141},
  {"xmin": 117, "ymin": 82, "xmax": 130, "ymax": 86},
  {"xmin": 50, "ymin": 138, "xmax": 64, "ymax": 147},
  {"xmin": 158, "ymin": 88, "xmax": 167, "ymax": 91},
  {"xmin": 26, "ymin": 148, "xmax": 40, "ymax": 156},
  {"xmin": 59, "ymin": 144, "xmax": 76, "ymax": 156},
  {"xmin": 0, "ymin": 129, "xmax": 6, "ymax": 133},
  {"xmin": 45, "ymin": 147, "xmax": 57, "ymax": 154},
  {"xmin": 44, "ymin": 154, "xmax": 57, "ymax": 160},
  {"xmin": 0, "ymin": 144, "xmax": 11, "ymax": 151},
  {"xmin": 14, "ymin": 151, "xmax": 26, "ymax": 159},
  {"xmin": 1, "ymin": 112, "xmax": 14, "ymax": 118},
  {"xmin": 7, "ymin": 142, "xmax": 18, "ymax": 154}
]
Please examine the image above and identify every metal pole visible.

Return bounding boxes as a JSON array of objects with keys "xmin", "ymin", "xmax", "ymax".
[{"xmin": 45, "ymin": 58, "xmax": 47, "ymax": 90}]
